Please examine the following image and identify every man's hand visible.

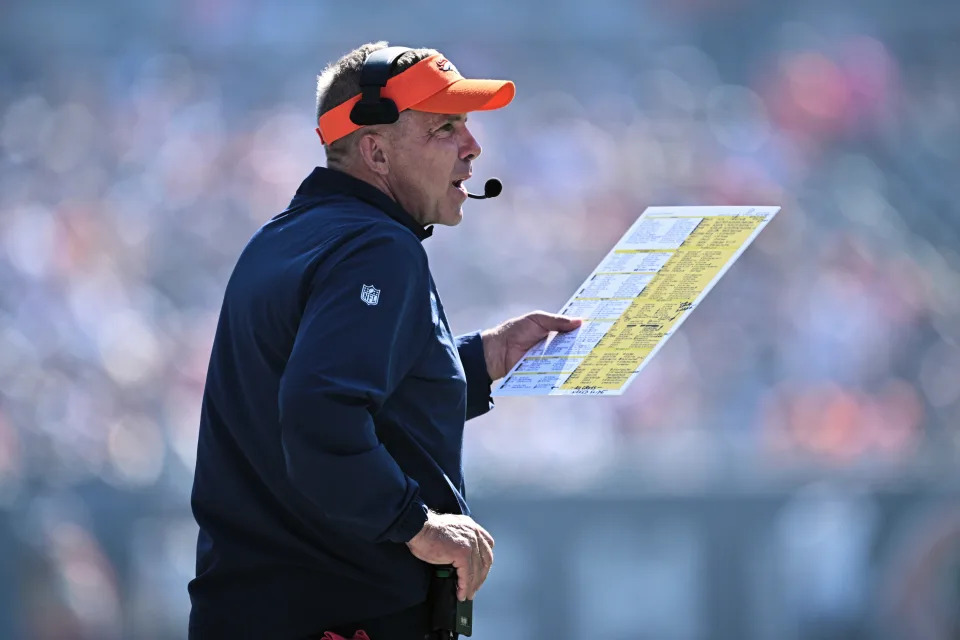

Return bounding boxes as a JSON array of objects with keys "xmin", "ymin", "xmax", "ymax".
[
  {"xmin": 480, "ymin": 311, "xmax": 583, "ymax": 381},
  {"xmin": 406, "ymin": 512, "xmax": 494, "ymax": 602}
]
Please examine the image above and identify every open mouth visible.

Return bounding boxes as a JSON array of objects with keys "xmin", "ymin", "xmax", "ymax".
[{"xmin": 451, "ymin": 179, "xmax": 467, "ymax": 195}]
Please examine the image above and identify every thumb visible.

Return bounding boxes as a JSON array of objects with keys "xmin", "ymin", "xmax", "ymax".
[{"xmin": 531, "ymin": 312, "xmax": 583, "ymax": 332}]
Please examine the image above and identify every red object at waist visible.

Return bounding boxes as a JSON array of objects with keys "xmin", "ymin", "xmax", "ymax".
[{"xmin": 321, "ymin": 631, "xmax": 370, "ymax": 640}]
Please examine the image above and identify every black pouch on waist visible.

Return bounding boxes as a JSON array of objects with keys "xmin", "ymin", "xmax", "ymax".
[{"xmin": 428, "ymin": 565, "xmax": 473, "ymax": 637}]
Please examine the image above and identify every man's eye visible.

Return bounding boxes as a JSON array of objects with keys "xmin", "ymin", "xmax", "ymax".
[{"xmin": 438, "ymin": 123, "xmax": 455, "ymax": 133}]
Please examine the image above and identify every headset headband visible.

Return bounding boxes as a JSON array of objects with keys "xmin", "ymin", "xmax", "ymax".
[{"xmin": 316, "ymin": 50, "xmax": 516, "ymax": 145}]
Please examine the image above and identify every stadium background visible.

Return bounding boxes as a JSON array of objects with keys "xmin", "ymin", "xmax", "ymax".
[{"xmin": 1, "ymin": 0, "xmax": 959, "ymax": 638}]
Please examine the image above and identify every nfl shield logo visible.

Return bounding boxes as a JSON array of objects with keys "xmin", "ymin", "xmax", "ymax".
[{"xmin": 360, "ymin": 284, "xmax": 380, "ymax": 306}]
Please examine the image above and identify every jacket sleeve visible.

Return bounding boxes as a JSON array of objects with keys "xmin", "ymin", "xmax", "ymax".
[
  {"xmin": 278, "ymin": 231, "xmax": 432, "ymax": 544},
  {"xmin": 455, "ymin": 333, "xmax": 494, "ymax": 421}
]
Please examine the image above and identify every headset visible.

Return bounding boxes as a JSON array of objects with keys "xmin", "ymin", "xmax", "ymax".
[
  {"xmin": 349, "ymin": 46, "xmax": 412, "ymax": 126},
  {"xmin": 349, "ymin": 46, "xmax": 503, "ymax": 200}
]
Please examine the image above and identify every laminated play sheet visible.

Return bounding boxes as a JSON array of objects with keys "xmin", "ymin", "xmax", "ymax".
[{"xmin": 492, "ymin": 206, "xmax": 780, "ymax": 397}]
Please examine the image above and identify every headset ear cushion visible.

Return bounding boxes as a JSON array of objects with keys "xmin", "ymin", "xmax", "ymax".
[{"xmin": 350, "ymin": 99, "xmax": 400, "ymax": 126}]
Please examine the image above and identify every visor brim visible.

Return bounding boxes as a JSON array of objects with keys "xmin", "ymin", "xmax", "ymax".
[{"xmin": 410, "ymin": 79, "xmax": 515, "ymax": 114}]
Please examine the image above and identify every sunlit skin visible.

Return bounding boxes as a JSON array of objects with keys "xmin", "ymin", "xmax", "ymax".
[{"xmin": 353, "ymin": 110, "xmax": 480, "ymax": 227}]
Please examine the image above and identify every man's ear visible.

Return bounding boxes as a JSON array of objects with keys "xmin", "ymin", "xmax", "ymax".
[{"xmin": 357, "ymin": 132, "xmax": 390, "ymax": 177}]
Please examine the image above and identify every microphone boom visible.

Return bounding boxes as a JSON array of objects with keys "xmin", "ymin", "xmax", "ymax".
[{"xmin": 467, "ymin": 178, "xmax": 502, "ymax": 199}]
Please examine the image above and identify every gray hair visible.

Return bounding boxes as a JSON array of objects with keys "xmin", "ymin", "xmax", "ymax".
[{"xmin": 316, "ymin": 41, "xmax": 438, "ymax": 166}]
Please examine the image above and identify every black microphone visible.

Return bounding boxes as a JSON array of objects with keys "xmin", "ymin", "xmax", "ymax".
[{"xmin": 467, "ymin": 178, "xmax": 502, "ymax": 199}]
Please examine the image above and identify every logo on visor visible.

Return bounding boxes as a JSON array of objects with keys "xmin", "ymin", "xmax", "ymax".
[
  {"xmin": 436, "ymin": 58, "xmax": 457, "ymax": 73},
  {"xmin": 360, "ymin": 284, "xmax": 380, "ymax": 306}
]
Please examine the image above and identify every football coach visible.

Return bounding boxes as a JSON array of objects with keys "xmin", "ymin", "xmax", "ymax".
[{"xmin": 188, "ymin": 42, "xmax": 581, "ymax": 639}]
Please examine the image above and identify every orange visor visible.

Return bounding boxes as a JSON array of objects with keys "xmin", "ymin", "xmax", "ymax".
[{"xmin": 316, "ymin": 54, "xmax": 515, "ymax": 145}]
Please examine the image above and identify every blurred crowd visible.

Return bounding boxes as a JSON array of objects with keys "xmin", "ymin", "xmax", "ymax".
[{"xmin": 1, "ymin": 0, "xmax": 959, "ymax": 637}]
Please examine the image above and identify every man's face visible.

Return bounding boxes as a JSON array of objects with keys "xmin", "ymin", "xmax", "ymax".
[{"xmin": 384, "ymin": 110, "xmax": 482, "ymax": 227}]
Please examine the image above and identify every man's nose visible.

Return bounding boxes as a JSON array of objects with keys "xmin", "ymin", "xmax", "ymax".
[{"xmin": 459, "ymin": 127, "xmax": 482, "ymax": 161}]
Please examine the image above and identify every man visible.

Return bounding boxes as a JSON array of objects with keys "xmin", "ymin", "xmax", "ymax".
[{"xmin": 188, "ymin": 42, "xmax": 581, "ymax": 639}]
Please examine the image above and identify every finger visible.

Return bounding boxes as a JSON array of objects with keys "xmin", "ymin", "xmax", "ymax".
[
  {"xmin": 456, "ymin": 544, "xmax": 476, "ymax": 602},
  {"xmin": 475, "ymin": 524, "xmax": 494, "ymax": 549},
  {"xmin": 460, "ymin": 534, "xmax": 478, "ymax": 601},
  {"xmin": 475, "ymin": 533, "xmax": 494, "ymax": 594},
  {"xmin": 529, "ymin": 311, "xmax": 583, "ymax": 331},
  {"xmin": 452, "ymin": 554, "xmax": 470, "ymax": 602},
  {"xmin": 469, "ymin": 540, "xmax": 484, "ymax": 600}
]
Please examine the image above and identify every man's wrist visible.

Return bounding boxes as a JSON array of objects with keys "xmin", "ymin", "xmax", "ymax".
[
  {"xmin": 387, "ymin": 499, "xmax": 429, "ymax": 544},
  {"xmin": 405, "ymin": 506, "xmax": 435, "ymax": 546},
  {"xmin": 479, "ymin": 328, "xmax": 499, "ymax": 381}
]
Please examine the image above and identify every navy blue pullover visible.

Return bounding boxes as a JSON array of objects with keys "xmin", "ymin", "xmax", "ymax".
[{"xmin": 188, "ymin": 167, "xmax": 494, "ymax": 638}]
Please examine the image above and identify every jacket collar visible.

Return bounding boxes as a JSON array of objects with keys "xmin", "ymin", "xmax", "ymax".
[{"xmin": 293, "ymin": 166, "xmax": 433, "ymax": 241}]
